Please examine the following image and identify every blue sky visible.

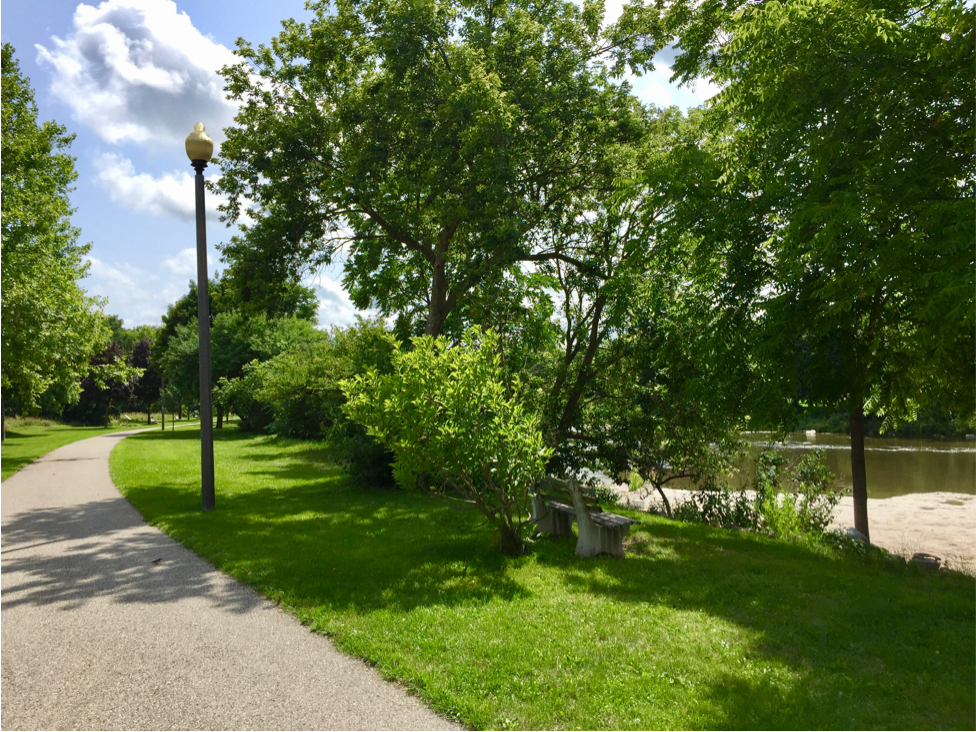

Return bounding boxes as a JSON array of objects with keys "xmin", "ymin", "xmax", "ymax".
[{"xmin": 2, "ymin": 0, "xmax": 715, "ymax": 329}]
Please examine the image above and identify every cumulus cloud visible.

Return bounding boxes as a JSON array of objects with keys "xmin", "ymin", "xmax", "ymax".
[
  {"xmin": 86, "ymin": 252, "xmax": 220, "ymax": 326},
  {"xmin": 626, "ymin": 70, "xmax": 673, "ymax": 108},
  {"xmin": 36, "ymin": 0, "xmax": 239, "ymax": 147},
  {"xmin": 94, "ymin": 153, "xmax": 224, "ymax": 222},
  {"xmin": 312, "ymin": 274, "xmax": 375, "ymax": 328},
  {"xmin": 162, "ymin": 247, "xmax": 198, "ymax": 277}
]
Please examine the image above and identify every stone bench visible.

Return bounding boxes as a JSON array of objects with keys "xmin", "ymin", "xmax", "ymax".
[{"xmin": 532, "ymin": 476, "xmax": 639, "ymax": 558}]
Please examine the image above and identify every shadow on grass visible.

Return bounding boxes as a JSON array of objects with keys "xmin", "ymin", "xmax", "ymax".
[
  {"xmin": 116, "ymin": 430, "xmax": 526, "ymax": 613},
  {"xmin": 114, "ymin": 429, "xmax": 976, "ymax": 729},
  {"xmin": 533, "ymin": 519, "xmax": 976, "ymax": 728}
]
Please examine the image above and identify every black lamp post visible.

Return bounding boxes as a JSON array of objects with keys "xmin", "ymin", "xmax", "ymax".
[{"xmin": 185, "ymin": 122, "xmax": 215, "ymax": 511}]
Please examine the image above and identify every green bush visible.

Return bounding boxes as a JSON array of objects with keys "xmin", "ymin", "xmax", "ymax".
[
  {"xmin": 673, "ymin": 449, "xmax": 843, "ymax": 539},
  {"xmin": 672, "ymin": 478, "xmax": 756, "ymax": 529},
  {"xmin": 216, "ymin": 364, "xmax": 274, "ymax": 433},
  {"xmin": 254, "ymin": 317, "xmax": 397, "ymax": 484},
  {"xmin": 342, "ymin": 327, "xmax": 552, "ymax": 555}
]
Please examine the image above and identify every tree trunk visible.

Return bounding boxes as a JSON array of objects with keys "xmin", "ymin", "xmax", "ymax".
[
  {"xmin": 425, "ymin": 259, "xmax": 450, "ymax": 337},
  {"xmin": 496, "ymin": 523, "xmax": 525, "ymax": 556},
  {"xmin": 1, "ymin": 409, "xmax": 5, "ymax": 443},
  {"xmin": 850, "ymin": 402, "xmax": 870, "ymax": 541},
  {"xmin": 655, "ymin": 484, "xmax": 673, "ymax": 519},
  {"xmin": 216, "ymin": 404, "xmax": 224, "ymax": 429},
  {"xmin": 555, "ymin": 293, "xmax": 608, "ymax": 436}
]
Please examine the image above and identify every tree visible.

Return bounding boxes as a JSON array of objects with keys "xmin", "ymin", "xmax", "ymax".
[
  {"xmin": 1, "ymin": 44, "xmax": 107, "ymax": 433},
  {"xmin": 216, "ymin": 0, "xmax": 645, "ymax": 337},
  {"xmin": 62, "ymin": 341, "xmax": 144, "ymax": 426},
  {"xmin": 594, "ymin": 264, "xmax": 750, "ymax": 517},
  {"xmin": 155, "ymin": 277, "xmax": 322, "ymax": 429},
  {"xmin": 618, "ymin": 0, "xmax": 975, "ymax": 538},
  {"xmin": 130, "ymin": 336, "xmax": 162, "ymax": 422},
  {"xmin": 343, "ymin": 328, "xmax": 552, "ymax": 555}
]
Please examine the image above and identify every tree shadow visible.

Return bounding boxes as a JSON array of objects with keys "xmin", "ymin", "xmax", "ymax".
[
  {"xmin": 1, "ymin": 496, "xmax": 264, "ymax": 615},
  {"xmin": 116, "ymin": 431, "xmax": 527, "ymax": 613},
  {"xmin": 122, "ymin": 473, "xmax": 529, "ymax": 615},
  {"xmin": 113, "ymin": 429, "xmax": 975, "ymax": 727},
  {"xmin": 530, "ymin": 519, "xmax": 976, "ymax": 728}
]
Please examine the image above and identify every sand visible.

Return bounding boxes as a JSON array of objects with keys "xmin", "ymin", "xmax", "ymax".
[{"xmin": 616, "ymin": 486, "xmax": 976, "ymax": 574}]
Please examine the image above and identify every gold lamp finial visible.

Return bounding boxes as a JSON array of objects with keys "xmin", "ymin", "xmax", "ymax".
[{"xmin": 185, "ymin": 122, "xmax": 214, "ymax": 163}]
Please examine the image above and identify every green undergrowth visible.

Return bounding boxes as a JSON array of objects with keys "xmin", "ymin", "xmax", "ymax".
[{"xmin": 110, "ymin": 428, "xmax": 975, "ymax": 730}]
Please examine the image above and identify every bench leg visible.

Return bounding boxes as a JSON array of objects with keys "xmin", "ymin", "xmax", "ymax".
[
  {"xmin": 551, "ymin": 510, "xmax": 574, "ymax": 537},
  {"xmin": 532, "ymin": 495, "xmax": 575, "ymax": 537},
  {"xmin": 567, "ymin": 476, "xmax": 631, "ymax": 557},
  {"xmin": 576, "ymin": 523, "xmax": 631, "ymax": 558}
]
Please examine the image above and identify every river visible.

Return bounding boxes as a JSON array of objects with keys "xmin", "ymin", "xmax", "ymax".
[{"xmin": 741, "ymin": 432, "xmax": 976, "ymax": 499}]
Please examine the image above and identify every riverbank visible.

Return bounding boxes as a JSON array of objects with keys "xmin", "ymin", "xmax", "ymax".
[
  {"xmin": 833, "ymin": 492, "xmax": 975, "ymax": 574},
  {"xmin": 619, "ymin": 488, "xmax": 976, "ymax": 574}
]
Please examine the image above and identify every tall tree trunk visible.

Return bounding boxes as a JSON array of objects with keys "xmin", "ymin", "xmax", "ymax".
[
  {"xmin": 425, "ymin": 258, "xmax": 450, "ymax": 337},
  {"xmin": 850, "ymin": 402, "xmax": 870, "ymax": 541},
  {"xmin": 216, "ymin": 404, "xmax": 224, "ymax": 430},
  {"xmin": 424, "ymin": 223, "xmax": 461, "ymax": 337},
  {"xmin": 555, "ymin": 293, "xmax": 608, "ymax": 436}
]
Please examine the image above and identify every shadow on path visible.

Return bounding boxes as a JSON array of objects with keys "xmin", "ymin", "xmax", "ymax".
[{"xmin": 2, "ymin": 496, "xmax": 262, "ymax": 615}]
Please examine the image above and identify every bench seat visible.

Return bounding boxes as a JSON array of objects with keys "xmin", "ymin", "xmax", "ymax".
[{"xmin": 532, "ymin": 479, "xmax": 640, "ymax": 558}]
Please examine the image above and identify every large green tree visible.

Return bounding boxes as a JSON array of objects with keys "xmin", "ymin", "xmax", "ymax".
[
  {"xmin": 617, "ymin": 0, "xmax": 975, "ymax": 538},
  {"xmin": 1, "ymin": 44, "xmax": 107, "ymax": 432},
  {"xmin": 215, "ymin": 0, "xmax": 645, "ymax": 337}
]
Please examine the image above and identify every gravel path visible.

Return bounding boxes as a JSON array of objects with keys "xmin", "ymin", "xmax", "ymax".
[{"xmin": 1, "ymin": 429, "xmax": 457, "ymax": 731}]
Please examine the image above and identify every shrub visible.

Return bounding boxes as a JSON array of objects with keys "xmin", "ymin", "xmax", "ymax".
[
  {"xmin": 672, "ymin": 478, "xmax": 756, "ymax": 529},
  {"xmin": 673, "ymin": 449, "xmax": 843, "ymax": 539},
  {"xmin": 249, "ymin": 317, "xmax": 397, "ymax": 485},
  {"xmin": 593, "ymin": 484, "xmax": 621, "ymax": 507},
  {"xmin": 216, "ymin": 364, "xmax": 274, "ymax": 433},
  {"xmin": 342, "ymin": 327, "xmax": 552, "ymax": 555}
]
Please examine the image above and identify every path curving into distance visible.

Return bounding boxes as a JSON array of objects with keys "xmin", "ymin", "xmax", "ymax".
[{"xmin": 1, "ymin": 429, "xmax": 457, "ymax": 730}]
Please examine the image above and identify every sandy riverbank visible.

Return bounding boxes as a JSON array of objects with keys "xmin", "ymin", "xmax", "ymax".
[{"xmin": 617, "ymin": 487, "xmax": 976, "ymax": 574}]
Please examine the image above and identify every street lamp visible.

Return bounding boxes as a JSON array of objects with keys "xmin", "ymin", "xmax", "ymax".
[{"xmin": 185, "ymin": 122, "xmax": 215, "ymax": 511}]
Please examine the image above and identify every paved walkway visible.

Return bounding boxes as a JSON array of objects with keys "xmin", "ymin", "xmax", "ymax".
[{"xmin": 1, "ymin": 430, "xmax": 457, "ymax": 730}]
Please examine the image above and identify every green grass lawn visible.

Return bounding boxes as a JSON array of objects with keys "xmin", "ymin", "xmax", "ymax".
[
  {"xmin": 1, "ymin": 417, "xmax": 150, "ymax": 481},
  {"xmin": 110, "ymin": 428, "xmax": 975, "ymax": 730}
]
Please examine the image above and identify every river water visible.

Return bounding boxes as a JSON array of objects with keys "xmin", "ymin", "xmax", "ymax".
[{"xmin": 741, "ymin": 432, "xmax": 976, "ymax": 499}]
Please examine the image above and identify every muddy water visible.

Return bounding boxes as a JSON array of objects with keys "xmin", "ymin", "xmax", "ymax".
[{"xmin": 741, "ymin": 432, "xmax": 976, "ymax": 499}]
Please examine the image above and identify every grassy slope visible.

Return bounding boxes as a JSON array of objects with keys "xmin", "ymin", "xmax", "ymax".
[
  {"xmin": 110, "ymin": 429, "xmax": 975, "ymax": 730},
  {"xmin": 1, "ymin": 417, "xmax": 145, "ymax": 481}
]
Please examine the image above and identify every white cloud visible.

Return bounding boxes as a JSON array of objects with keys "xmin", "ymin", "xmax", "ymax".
[
  {"xmin": 36, "ymin": 0, "xmax": 239, "ymax": 148},
  {"xmin": 628, "ymin": 62, "xmax": 721, "ymax": 109},
  {"xmin": 94, "ymin": 153, "xmax": 224, "ymax": 222},
  {"xmin": 162, "ymin": 247, "xmax": 198, "ymax": 277},
  {"xmin": 86, "ymin": 253, "xmax": 218, "ymax": 326},
  {"xmin": 311, "ymin": 274, "xmax": 376, "ymax": 328},
  {"xmin": 626, "ymin": 69, "xmax": 673, "ymax": 108}
]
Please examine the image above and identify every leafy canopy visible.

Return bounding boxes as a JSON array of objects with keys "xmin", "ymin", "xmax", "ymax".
[
  {"xmin": 216, "ymin": 0, "xmax": 646, "ymax": 336},
  {"xmin": 1, "ymin": 43, "xmax": 108, "ymax": 413}
]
